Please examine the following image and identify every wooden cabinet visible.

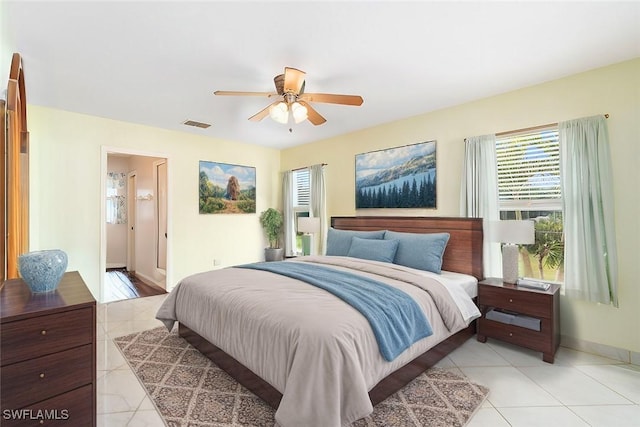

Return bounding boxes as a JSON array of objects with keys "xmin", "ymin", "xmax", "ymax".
[
  {"xmin": 1, "ymin": 271, "xmax": 96, "ymax": 426},
  {"xmin": 477, "ymin": 278, "xmax": 560, "ymax": 363}
]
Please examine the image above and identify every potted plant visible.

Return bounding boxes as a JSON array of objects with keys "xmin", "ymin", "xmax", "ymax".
[{"xmin": 259, "ymin": 208, "xmax": 284, "ymax": 261}]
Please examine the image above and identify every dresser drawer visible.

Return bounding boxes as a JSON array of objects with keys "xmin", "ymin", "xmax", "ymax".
[
  {"xmin": 1, "ymin": 344, "xmax": 93, "ymax": 410},
  {"xmin": 1, "ymin": 307, "xmax": 93, "ymax": 365},
  {"xmin": 0, "ymin": 384, "xmax": 94, "ymax": 427},
  {"xmin": 479, "ymin": 285, "xmax": 552, "ymax": 318}
]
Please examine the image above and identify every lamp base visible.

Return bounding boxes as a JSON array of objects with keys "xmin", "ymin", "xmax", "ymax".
[
  {"xmin": 301, "ymin": 234, "xmax": 311, "ymax": 256},
  {"xmin": 502, "ymin": 243, "xmax": 519, "ymax": 284}
]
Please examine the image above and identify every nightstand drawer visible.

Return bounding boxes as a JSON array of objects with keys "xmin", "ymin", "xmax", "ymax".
[
  {"xmin": 1, "ymin": 344, "xmax": 93, "ymax": 409},
  {"xmin": 478, "ymin": 318, "xmax": 549, "ymax": 351},
  {"xmin": 479, "ymin": 285, "xmax": 552, "ymax": 318},
  {"xmin": 1, "ymin": 307, "xmax": 93, "ymax": 365}
]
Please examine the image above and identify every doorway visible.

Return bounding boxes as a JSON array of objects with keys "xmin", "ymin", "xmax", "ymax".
[{"xmin": 102, "ymin": 148, "xmax": 169, "ymax": 303}]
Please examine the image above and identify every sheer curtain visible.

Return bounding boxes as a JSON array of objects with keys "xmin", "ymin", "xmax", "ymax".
[
  {"xmin": 106, "ymin": 172, "xmax": 127, "ymax": 224},
  {"xmin": 459, "ymin": 134, "xmax": 501, "ymax": 277},
  {"xmin": 282, "ymin": 171, "xmax": 295, "ymax": 257},
  {"xmin": 560, "ymin": 115, "xmax": 618, "ymax": 306},
  {"xmin": 309, "ymin": 164, "xmax": 327, "ymax": 255}
]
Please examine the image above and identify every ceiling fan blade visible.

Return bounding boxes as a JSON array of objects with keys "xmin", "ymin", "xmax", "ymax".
[
  {"xmin": 273, "ymin": 74, "xmax": 284, "ymax": 95},
  {"xmin": 283, "ymin": 67, "xmax": 306, "ymax": 94},
  {"xmin": 248, "ymin": 101, "xmax": 279, "ymax": 122},
  {"xmin": 298, "ymin": 93, "xmax": 363, "ymax": 106},
  {"xmin": 298, "ymin": 101, "xmax": 326, "ymax": 126},
  {"xmin": 214, "ymin": 90, "xmax": 278, "ymax": 98}
]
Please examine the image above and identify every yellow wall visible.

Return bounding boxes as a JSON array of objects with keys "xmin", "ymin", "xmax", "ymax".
[
  {"xmin": 281, "ymin": 58, "xmax": 640, "ymax": 354},
  {"xmin": 28, "ymin": 106, "xmax": 281, "ymax": 299}
]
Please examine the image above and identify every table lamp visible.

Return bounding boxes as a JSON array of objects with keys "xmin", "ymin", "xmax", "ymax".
[
  {"xmin": 298, "ymin": 217, "xmax": 320, "ymax": 256},
  {"xmin": 492, "ymin": 220, "xmax": 535, "ymax": 284}
]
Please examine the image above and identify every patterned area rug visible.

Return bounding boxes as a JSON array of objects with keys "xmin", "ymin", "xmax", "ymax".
[{"xmin": 115, "ymin": 327, "xmax": 489, "ymax": 427}]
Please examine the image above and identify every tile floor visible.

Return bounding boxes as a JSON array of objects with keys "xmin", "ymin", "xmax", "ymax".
[{"xmin": 98, "ymin": 294, "xmax": 640, "ymax": 426}]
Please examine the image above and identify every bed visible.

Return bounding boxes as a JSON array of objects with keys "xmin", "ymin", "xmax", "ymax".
[{"xmin": 156, "ymin": 216, "xmax": 483, "ymax": 426}]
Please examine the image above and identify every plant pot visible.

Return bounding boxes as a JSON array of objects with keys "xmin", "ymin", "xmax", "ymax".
[
  {"xmin": 18, "ymin": 249, "xmax": 68, "ymax": 293},
  {"xmin": 264, "ymin": 248, "xmax": 284, "ymax": 262}
]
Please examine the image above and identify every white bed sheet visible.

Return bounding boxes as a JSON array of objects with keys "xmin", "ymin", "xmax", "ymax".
[
  {"xmin": 439, "ymin": 270, "xmax": 479, "ymax": 298},
  {"xmin": 406, "ymin": 268, "xmax": 479, "ymax": 323}
]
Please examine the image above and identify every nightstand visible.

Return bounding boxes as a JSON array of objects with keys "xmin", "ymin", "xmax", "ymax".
[{"xmin": 477, "ymin": 278, "xmax": 560, "ymax": 363}]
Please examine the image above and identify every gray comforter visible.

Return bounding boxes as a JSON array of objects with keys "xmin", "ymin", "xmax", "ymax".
[{"xmin": 156, "ymin": 256, "xmax": 473, "ymax": 427}]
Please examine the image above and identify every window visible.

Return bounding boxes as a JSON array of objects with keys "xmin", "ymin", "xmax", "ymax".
[
  {"xmin": 496, "ymin": 127, "xmax": 564, "ymax": 282},
  {"xmin": 106, "ymin": 172, "xmax": 127, "ymax": 224},
  {"xmin": 292, "ymin": 168, "xmax": 310, "ymax": 254}
]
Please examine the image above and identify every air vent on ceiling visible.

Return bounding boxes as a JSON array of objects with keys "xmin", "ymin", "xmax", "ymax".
[{"xmin": 183, "ymin": 120, "xmax": 211, "ymax": 129}]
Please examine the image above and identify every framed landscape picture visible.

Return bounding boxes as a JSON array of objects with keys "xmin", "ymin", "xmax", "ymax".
[
  {"xmin": 355, "ymin": 140, "xmax": 437, "ymax": 209},
  {"xmin": 199, "ymin": 161, "xmax": 256, "ymax": 214}
]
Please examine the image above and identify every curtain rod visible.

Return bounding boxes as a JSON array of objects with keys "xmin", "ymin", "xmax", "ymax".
[
  {"xmin": 464, "ymin": 114, "xmax": 610, "ymax": 141},
  {"xmin": 291, "ymin": 163, "xmax": 327, "ymax": 172},
  {"xmin": 495, "ymin": 114, "xmax": 609, "ymax": 137}
]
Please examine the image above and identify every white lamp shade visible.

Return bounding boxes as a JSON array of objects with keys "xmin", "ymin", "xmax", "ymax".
[
  {"xmin": 491, "ymin": 220, "xmax": 535, "ymax": 245},
  {"xmin": 269, "ymin": 102, "xmax": 289, "ymax": 124},
  {"xmin": 298, "ymin": 217, "xmax": 320, "ymax": 234},
  {"xmin": 291, "ymin": 102, "xmax": 308, "ymax": 124}
]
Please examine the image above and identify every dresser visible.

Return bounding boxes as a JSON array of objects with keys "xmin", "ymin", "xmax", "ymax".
[
  {"xmin": 476, "ymin": 278, "xmax": 560, "ymax": 363},
  {"xmin": 1, "ymin": 271, "xmax": 96, "ymax": 426}
]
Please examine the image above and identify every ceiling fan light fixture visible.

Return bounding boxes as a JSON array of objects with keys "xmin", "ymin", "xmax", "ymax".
[
  {"xmin": 215, "ymin": 67, "xmax": 361, "ymax": 126},
  {"xmin": 291, "ymin": 102, "xmax": 308, "ymax": 124},
  {"xmin": 269, "ymin": 101, "xmax": 289, "ymax": 124}
]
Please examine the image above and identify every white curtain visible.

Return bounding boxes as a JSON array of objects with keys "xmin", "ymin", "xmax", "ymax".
[
  {"xmin": 560, "ymin": 115, "xmax": 618, "ymax": 307},
  {"xmin": 460, "ymin": 134, "xmax": 501, "ymax": 278},
  {"xmin": 309, "ymin": 164, "xmax": 327, "ymax": 255},
  {"xmin": 282, "ymin": 171, "xmax": 295, "ymax": 257}
]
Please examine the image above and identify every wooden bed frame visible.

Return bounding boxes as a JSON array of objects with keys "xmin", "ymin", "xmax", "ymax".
[{"xmin": 179, "ymin": 216, "xmax": 483, "ymax": 410}]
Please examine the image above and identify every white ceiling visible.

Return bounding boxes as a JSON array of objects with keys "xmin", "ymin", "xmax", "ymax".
[{"xmin": 2, "ymin": 1, "xmax": 639, "ymax": 149}]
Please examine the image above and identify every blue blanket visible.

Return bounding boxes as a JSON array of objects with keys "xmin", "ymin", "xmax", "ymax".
[{"xmin": 236, "ymin": 261, "xmax": 433, "ymax": 361}]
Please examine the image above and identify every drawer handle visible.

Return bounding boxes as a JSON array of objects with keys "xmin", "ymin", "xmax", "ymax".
[
  {"xmin": 39, "ymin": 373, "xmax": 45, "ymax": 379},
  {"xmin": 509, "ymin": 332, "xmax": 513, "ymax": 337},
  {"xmin": 41, "ymin": 330, "xmax": 47, "ymax": 335},
  {"xmin": 509, "ymin": 298, "xmax": 513, "ymax": 303}
]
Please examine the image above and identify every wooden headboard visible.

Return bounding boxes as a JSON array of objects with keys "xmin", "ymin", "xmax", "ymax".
[{"xmin": 331, "ymin": 216, "xmax": 484, "ymax": 280}]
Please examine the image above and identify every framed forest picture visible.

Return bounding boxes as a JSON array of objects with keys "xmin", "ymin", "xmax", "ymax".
[
  {"xmin": 355, "ymin": 140, "xmax": 437, "ymax": 209},
  {"xmin": 199, "ymin": 161, "xmax": 256, "ymax": 214}
]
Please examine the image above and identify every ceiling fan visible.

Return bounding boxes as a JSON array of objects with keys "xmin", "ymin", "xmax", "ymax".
[{"xmin": 214, "ymin": 67, "xmax": 364, "ymax": 126}]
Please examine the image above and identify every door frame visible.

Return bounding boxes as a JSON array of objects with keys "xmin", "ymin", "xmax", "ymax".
[{"xmin": 100, "ymin": 146, "xmax": 171, "ymax": 303}]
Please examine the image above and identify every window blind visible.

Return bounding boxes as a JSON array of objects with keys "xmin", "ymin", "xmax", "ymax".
[
  {"xmin": 293, "ymin": 168, "xmax": 310, "ymax": 207},
  {"xmin": 496, "ymin": 128, "xmax": 560, "ymax": 209}
]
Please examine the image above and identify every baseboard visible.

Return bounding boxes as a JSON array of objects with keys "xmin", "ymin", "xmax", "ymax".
[
  {"xmin": 106, "ymin": 262, "xmax": 126, "ymax": 269},
  {"xmin": 134, "ymin": 271, "xmax": 165, "ymax": 290},
  {"xmin": 561, "ymin": 335, "xmax": 638, "ymax": 365}
]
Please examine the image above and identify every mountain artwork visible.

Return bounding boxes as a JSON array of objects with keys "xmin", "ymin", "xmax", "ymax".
[{"xmin": 355, "ymin": 141, "xmax": 436, "ymax": 209}]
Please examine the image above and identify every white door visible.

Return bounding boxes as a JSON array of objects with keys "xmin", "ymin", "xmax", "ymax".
[
  {"xmin": 155, "ymin": 161, "xmax": 167, "ymax": 272},
  {"xmin": 127, "ymin": 172, "xmax": 137, "ymax": 272}
]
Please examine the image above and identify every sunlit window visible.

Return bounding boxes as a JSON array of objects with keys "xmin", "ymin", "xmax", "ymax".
[
  {"xmin": 496, "ymin": 127, "xmax": 563, "ymax": 282},
  {"xmin": 292, "ymin": 169, "xmax": 310, "ymax": 254}
]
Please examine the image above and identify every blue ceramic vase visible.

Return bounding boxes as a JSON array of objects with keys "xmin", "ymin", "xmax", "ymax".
[{"xmin": 18, "ymin": 250, "xmax": 68, "ymax": 293}]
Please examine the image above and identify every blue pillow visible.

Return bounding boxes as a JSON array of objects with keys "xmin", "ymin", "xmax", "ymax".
[
  {"xmin": 347, "ymin": 236, "xmax": 399, "ymax": 263},
  {"xmin": 325, "ymin": 228, "xmax": 386, "ymax": 256},
  {"xmin": 384, "ymin": 230, "xmax": 450, "ymax": 274}
]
